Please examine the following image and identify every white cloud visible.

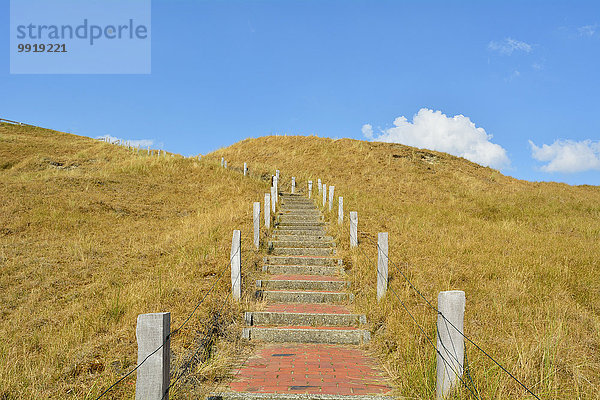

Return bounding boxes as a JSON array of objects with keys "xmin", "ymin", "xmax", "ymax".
[
  {"xmin": 361, "ymin": 124, "xmax": 374, "ymax": 140},
  {"xmin": 529, "ymin": 139, "xmax": 600, "ymax": 173},
  {"xmin": 363, "ymin": 108, "xmax": 510, "ymax": 169},
  {"xmin": 506, "ymin": 70, "xmax": 521, "ymax": 82},
  {"xmin": 97, "ymin": 134, "xmax": 154, "ymax": 148},
  {"xmin": 578, "ymin": 25, "xmax": 597, "ymax": 37},
  {"xmin": 488, "ymin": 38, "xmax": 532, "ymax": 55}
]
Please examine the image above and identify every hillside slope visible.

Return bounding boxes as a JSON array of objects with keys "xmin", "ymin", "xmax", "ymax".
[
  {"xmin": 0, "ymin": 124, "xmax": 270, "ymax": 399},
  {"xmin": 210, "ymin": 135, "xmax": 600, "ymax": 399}
]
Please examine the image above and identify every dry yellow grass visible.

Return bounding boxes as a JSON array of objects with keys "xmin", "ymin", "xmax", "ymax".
[
  {"xmin": 211, "ymin": 135, "xmax": 600, "ymax": 399},
  {"xmin": 0, "ymin": 124, "xmax": 271, "ymax": 399}
]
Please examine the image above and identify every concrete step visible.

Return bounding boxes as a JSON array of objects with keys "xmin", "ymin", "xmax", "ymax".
[
  {"xmin": 275, "ymin": 224, "xmax": 325, "ymax": 229},
  {"xmin": 208, "ymin": 393, "xmax": 392, "ymax": 400},
  {"xmin": 273, "ymin": 229, "xmax": 328, "ymax": 236},
  {"xmin": 269, "ymin": 240, "xmax": 336, "ymax": 248},
  {"xmin": 276, "ymin": 221, "xmax": 326, "ymax": 228},
  {"xmin": 264, "ymin": 256, "xmax": 339, "ymax": 266},
  {"xmin": 280, "ymin": 197, "xmax": 313, "ymax": 202},
  {"xmin": 262, "ymin": 264, "xmax": 342, "ymax": 275},
  {"xmin": 275, "ymin": 225, "xmax": 326, "ymax": 231},
  {"xmin": 278, "ymin": 215, "xmax": 324, "ymax": 222},
  {"xmin": 278, "ymin": 214, "xmax": 322, "ymax": 219},
  {"xmin": 279, "ymin": 205, "xmax": 316, "ymax": 210},
  {"xmin": 279, "ymin": 210, "xmax": 321, "ymax": 215},
  {"xmin": 257, "ymin": 278, "xmax": 347, "ymax": 291},
  {"xmin": 258, "ymin": 290, "xmax": 354, "ymax": 304},
  {"xmin": 270, "ymin": 247, "xmax": 334, "ymax": 256},
  {"xmin": 280, "ymin": 198, "xmax": 314, "ymax": 202},
  {"xmin": 245, "ymin": 311, "xmax": 366, "ymax": 327},
  {"xmin": 271, "ymin": 234, "xmax": 334, "ymax": 242},
  {"xmin": 242, "ymin": 326, "xmax": 371, "ymax": 345}
]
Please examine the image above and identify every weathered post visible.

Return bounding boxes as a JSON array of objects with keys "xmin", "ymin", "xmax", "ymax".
[
  {"xmin": 276, "ymin": 170, "xmax": 280, "ymax": 181},
  {"xmin": 318, "ymin": 179, "xmax": 322, "ymax": 195},
  {"xmin": 264, "ymin": 193, "xmax": 271, "ymax": 229},
  {"xmin": 224, "ymin": 160, "xmax": 228, "ymax": 169},
  {"xmin": 350, "ymin": 211, "xmax": 358, "ymax": 248},
  {"xmin": 436, "ymin": 291, "xmax": 465, "ymax": 400},
  {"xmin": 244, "ymin": 162, "xmax": 248, "ymax": 176},
  {"xmin": 322, "ymin": 184, "xmax": 327, "ymax": 208},
  {"xmin": 253, "ymin": 202, "xmax": 260, "ymax": 250},
  {"xmin": 221, "ymin": 157, "xmax": 224, "ymax": 167},
  {"xmin": 377, "ymin": 232, "xmax": 388, "ymax": 301},
  {"xmin": 328, "ymin": 186, "xmax": 335, "ymax": 211},
  {"xmin": 338, "ymin": 197, "xmax": 343, "ymax": 225},
  {"xmin": 271, "ymin": 186, "xmax": 276, "ymax": 213},
  {"xmin": 308, "ymin": 181, "xmax": 313, "ymax": 198},
  {"xmin": 135, "ymin": 312, "xmax": 170, "ymax": 400},
  {"xmin": 147, "ymin": 146, "xmax": 150, "ymax": 155},
  {"xmin": 158, "ymin": 149, "xmax": 161, "ymax": 157},
  {"xmin": 231, "ymin": 230, "xmax": 241, "ymax": 300},
  {"xmin": 291, "ymin": 177, "xmax": 296, "ymax": 194},
  {"xmin": 273, "ymin": 176, "xmax": 278, "ymax": 204}
]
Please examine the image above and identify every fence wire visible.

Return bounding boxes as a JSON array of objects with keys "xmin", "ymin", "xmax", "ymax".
[
  {"xmin": 360, "ymin": 233, "xmax": 541, "ymax": 399},
  {"xmin": 95, "ymin": 242, "xmax": 241, "ymax": 399}
]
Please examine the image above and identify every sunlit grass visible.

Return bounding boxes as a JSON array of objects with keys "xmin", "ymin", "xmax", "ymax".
[
  {"xmin": 0, "ymin": 124, "xmax": 268, "ymax": 398},
  {"xmin": 212, "ymin": 135, "xmax": 600, "ymax": 399}
]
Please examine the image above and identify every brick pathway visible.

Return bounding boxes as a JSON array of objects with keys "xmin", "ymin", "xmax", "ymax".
[{"xmin": 230, "ymin": 344, "xmax": 391, "ymax": 395}]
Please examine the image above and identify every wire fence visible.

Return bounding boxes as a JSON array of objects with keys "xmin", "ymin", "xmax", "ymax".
[
  {"xmin": 0, "ymin": 117, "xmax": 36, "ymax": 127},
  {"xmin": 355, "ymin": 230, "xmax": 541, "ymax": 399},
  {"xmin": 95, "ymin": 241, "xmax": 241, "ymax": 399}
]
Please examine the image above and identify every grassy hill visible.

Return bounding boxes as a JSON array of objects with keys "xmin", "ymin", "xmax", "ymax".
[
  {"xmin": 210, "ymin": 135, "xmax": 600, "ymax": 399},
  {"xmin": 0, "ymin": 124, "xmax": 270, "ymax": 399},
  {"xmin": 2, "ymin": 127, "xmax": 599, "ymax": 399}
]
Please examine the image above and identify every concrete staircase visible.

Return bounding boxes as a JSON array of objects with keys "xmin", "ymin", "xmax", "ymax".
[
  {"xmin": 210, "ymin": 192, "xmax": 392, "ymax": 399},
  {"xmin": 242, "ymin": 193, "xmax": 371, "ymax": 345}
]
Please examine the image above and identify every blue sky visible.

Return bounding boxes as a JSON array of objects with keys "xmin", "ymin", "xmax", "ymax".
[{"xmin": 2, "ymin": 0, "xmax": 599, "ymax": 185}]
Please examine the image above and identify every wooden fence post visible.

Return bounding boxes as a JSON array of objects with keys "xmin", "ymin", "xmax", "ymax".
[
  {"xmin": 322, "ymin": 184, "xmax": 327, "ymax": 208},
  {"xmin": 350, "ymin": 211, "xmax": 358, "ymax": 248},
  {"xmin": 338, "ymin": 197, "xmax": 343, "ymax": 225},
  {"xmin": 308, "ymin": 181, "xmax": 313, "ymax": 198},
  {"xmin": 436, "ymin": 291, "xmax": 465, "ymax": 399},
  {"xmin": 271, "ymin": 186, "xmax": 276, "ymax": 214},
  {"xmin": 231, "ymin": 230, "xmax": 241, "ymax": 300},
  {"xmin": 377, "ymin": 232, "xmax": 388, "ymax": 300},
  {"xmin": 264, "ymin": 193, "xmax": 271, "ymax": 229},
  {"xmin": 328, "ymin": 186, "xmax": 335, "ymax": 211},
  {"xmin": 244, "ymin": 162, "xmax": 248, "ymax": 176},
  {"xmin": 135, "ymin": 312, "xmax": 170, "ymax": 400}
]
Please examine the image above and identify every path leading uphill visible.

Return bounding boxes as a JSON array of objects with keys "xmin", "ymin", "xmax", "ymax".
[{"xmin": 214, "ymin": 193, "xmax": 392, "ymax": 398}]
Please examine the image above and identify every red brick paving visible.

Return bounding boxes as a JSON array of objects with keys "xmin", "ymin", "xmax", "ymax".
[
  {"xmin": 270, "ymin": 274, "xmax": 344, "ymax": 281},
  {"xmin": 266, "ymin": 289, "xmax": 345, "ymax": 294},
  {"xmin": 230, "ymin": 344, "xmax": 392, "ymax": 395},
  {"xmin": 266, "ymin": 303, "xmax": 352, "ymax": 314},
  {"xmin": 258, "ymin": 326, "xmax": 359, "ymax": 331},
  {"xmin": 269, "ymin": 255, "xmax": 332, "ymax": 260}
]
